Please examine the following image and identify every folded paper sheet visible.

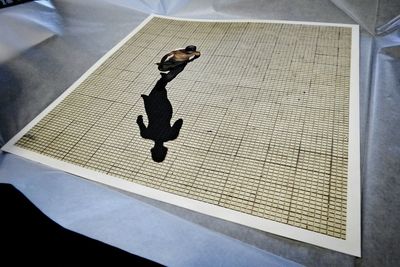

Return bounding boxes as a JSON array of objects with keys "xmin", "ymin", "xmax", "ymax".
[{"xmin": 1, "ymin": 15, "xmax": 360, "ymax": 256}]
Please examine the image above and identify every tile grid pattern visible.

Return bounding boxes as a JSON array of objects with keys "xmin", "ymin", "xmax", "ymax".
[{"xmin": 16, "ymin": 17, "xmax": 351, "ymax": 239}]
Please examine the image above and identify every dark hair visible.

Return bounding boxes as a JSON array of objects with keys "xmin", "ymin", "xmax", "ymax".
[{"xmin": 185, "ymin": 45, "xmax": 197, "ymax": 52}]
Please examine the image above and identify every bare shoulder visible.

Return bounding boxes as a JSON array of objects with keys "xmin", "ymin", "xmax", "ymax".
[{"xmin": 174, "ymin": 49, "xmax": 186, "ymax": 54}]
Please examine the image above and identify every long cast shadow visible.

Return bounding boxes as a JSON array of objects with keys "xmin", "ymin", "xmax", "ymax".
[{"xmin": 136, "ymin": 77, "xmax": 183, "ymax": 162}]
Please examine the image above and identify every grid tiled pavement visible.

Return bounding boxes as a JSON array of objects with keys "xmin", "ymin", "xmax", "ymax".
[{"xmin": 16, "ymin": 17, "xmax": 351, "ymax": 239}]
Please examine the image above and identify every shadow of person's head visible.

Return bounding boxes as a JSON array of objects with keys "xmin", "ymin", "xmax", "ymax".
[{"xmin": 151, "ymin": 142, "xmax": 168, "ymax": 162}]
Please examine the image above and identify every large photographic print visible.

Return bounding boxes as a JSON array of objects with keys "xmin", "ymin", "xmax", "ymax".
[{"xmin": 2, "ymin": 15, "xmax": 360, "ymax": 256}]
